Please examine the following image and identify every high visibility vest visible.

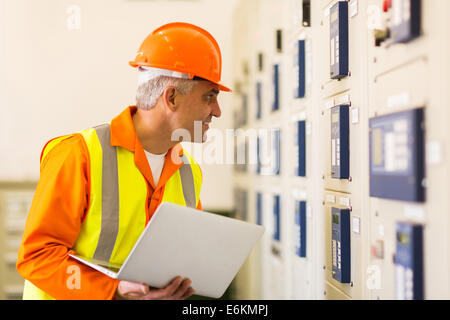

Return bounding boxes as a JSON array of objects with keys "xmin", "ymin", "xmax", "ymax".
[{"xmin": 23, "ymin": 123, "xmax": 202, "ymax": 300}]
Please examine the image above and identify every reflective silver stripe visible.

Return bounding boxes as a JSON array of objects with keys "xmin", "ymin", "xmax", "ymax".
[
  {"xmin": 93, "ymin": 124, "xmax": 120, "ymax": 262},
  {"xmin": 179, "ymin": 154, "xmax": 196, "ymax": 208}
]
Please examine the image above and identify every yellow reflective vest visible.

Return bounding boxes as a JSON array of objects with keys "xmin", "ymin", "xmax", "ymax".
[{"xmin": 23, "ymin": 123, "xmax": 202, "ymax": 299}]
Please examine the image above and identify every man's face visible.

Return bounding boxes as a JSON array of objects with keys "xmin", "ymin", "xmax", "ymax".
[{"xmin": 174, "ymin": 80, "xmax": 221, "ymax": 143}]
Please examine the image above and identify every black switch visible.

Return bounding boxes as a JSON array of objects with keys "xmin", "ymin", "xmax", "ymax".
[
  {"xmin": 302, "ymin": 0, "xmax": 311, "ymax": 27},
  {"xmin": 276, "ymin": 29, "xmax": 282, "ymax": 53}
]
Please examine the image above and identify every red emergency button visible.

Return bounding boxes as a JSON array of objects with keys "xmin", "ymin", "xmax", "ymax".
[
  {"xmin": 371, "ymin": 240, "xmax": 385, "ymax": 259},
  {"xmin": 383, "ymin": 0, "xmax": 392, "ymax": 12}
]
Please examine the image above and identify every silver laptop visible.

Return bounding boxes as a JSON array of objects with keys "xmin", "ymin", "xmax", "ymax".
[{"xmin": 69, "ymin": 201, "xmax": 264, "ymax": 298}]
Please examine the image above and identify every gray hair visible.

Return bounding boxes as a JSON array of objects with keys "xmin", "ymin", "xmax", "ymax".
[{"xmin": 136, "ymin": 75, "xmax": 197, "ymax": 110}]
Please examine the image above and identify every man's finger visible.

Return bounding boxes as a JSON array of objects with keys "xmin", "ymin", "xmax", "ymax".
[
  {"xmin": 170, "ymin": 278, "xmax": 192, "ymax": 299},
  {"xmin": 117, "ymin": 281, "xmax": 150, "ymax": 299},
  {"xmin": 179, "ymin": 287, "xmax": 195, "ymax": 300},
  {"xmin": 145, "ymin": 276, "xmax": 183, "ymax": 299},
  {"xmin": 139, "ymin": 283, "xmax": 150, "ymax": 295},
  {"xmin": 120, "ymin": 284, "xmax": 150, "ymax": 300},
  {"xmin": 164, "ymin": 276, "xmax": 183, "ymax": 297}
]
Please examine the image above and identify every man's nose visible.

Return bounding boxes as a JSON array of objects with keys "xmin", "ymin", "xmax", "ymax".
[{"xmin": 212, "ymin": 101, "xmax": 221, "ymax": 118}]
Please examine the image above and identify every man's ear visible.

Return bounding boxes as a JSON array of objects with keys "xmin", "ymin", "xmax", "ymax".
[{"xmin": 163, "ymin": 86, "xmax": 178, "ymax": 111}]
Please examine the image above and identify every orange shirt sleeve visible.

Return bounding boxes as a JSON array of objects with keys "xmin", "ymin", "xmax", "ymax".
[{"xmin": 16, "ymin": 134, "xmax": 119, "ymax": 300}]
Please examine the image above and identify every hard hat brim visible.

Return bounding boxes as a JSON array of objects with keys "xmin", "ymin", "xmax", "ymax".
[{"xmin": 216, "ymin": 82, "xmax": 232, "ymax": 92}]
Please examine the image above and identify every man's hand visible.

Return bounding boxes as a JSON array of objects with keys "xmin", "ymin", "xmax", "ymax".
[{"xmin": 115, "ymin": 276, "xmax": 195, "ymax": 300}]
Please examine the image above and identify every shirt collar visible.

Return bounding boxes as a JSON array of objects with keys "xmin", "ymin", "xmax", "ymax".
[
  {"xmin": 110, "ymin": 106, "xmax": 183, "ymax": 156},
  {"xmin": 110, "ymin": 106, "xmax": 138, "ymax": 151}
]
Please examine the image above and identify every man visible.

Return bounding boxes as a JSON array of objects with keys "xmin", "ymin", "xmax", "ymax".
[{"xmin": 16, "ymin": 22, "xmax": 231, "ymax": 300}]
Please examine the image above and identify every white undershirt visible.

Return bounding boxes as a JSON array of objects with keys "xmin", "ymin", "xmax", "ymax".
[{"xmin": 144, "ymin": 150, "xmax": 167, "ymax": 186}]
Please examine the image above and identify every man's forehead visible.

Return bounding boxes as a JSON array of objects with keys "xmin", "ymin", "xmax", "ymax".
[{"xmin": 198, "ymin": 80, "xmax": 219, "ymax": 93}]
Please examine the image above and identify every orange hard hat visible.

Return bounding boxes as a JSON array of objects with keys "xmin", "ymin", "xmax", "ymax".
[{"xmin": 130, "ymin": 22, "xmax": 231, "ymax": 92}]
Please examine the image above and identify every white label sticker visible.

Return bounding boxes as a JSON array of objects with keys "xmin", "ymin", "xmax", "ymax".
[
  {"xmin": 339, "ymin": 197, "xmax": 350, "ymax": 207},
  {"xmin": 297, "ymin": 111, "xmax": 306, "ymax": 120},
  {"xmin": 339, "ymin": 94, "xmax": 350, "ymax": 104},
  {"xmin": 292, "ymin": 189, "xmax": 307, "ymax": 199},
  {"xmin": 324, "ymin": 4, "xmax": 333, "ymax": 19},
  {"xmin": 384, "ymin": 132, "xmax": 396, "ymax": 171},
  {"xmin": 387, "ymin": 93, "xmax": 410, "ymax": 109},
  {"xmin": 350, "ymin": 0, "xmax": 358, "ymax": 17},
  {"xmin": 352, "ymin": 216, "xmax": 360, "ymax": 234},
  {"xmin": 404, "ymin": 205, "xmax": 426, "ymax": 222},
  {"xmin": 367, "ymin": 5, "xmax": 383, "ymax": 30},
  {"xmin": 291, "ymin": 112, "xmax": 306, "ymax": 122},
  {"xmin": 326, "ymin": 99, "xmax": 335, "ymax": 109},
  {"xmin": 332, "ymin": 139, "xmax": 336, "ymax": 166},
  {"xmin": 393, "ymin": 0, "xmax": 402, "ymax": 27},
  {"xmin": 379, "ymin": 224, "xmax": 385, "ymax": 237},
  {"xmin": 352, "ymin": 107, "xmax": 359, "ymax": 124},
  {"xmin": 326, "ymin": 194, "xmax": 336, "ymax": 203},
  {"xmin": 331, "ymin": 38, "xmax": 335, "ymax": 66},
  {"xmin": 426, "ymin": 141, "xmax": 443, "ymax": 165},
  {"xmin": 395, "ymin": 265, "xmax": 406, "ymax": 300}
]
